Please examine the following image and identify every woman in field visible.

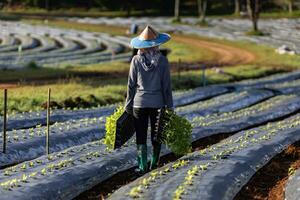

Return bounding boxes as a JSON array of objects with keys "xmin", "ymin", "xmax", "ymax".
[{"xmin": 125, "ymin": 26, "xmax": 173, "ymax": 174}]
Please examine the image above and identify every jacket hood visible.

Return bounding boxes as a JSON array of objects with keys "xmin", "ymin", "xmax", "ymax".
[
  {"xmin": 141, "ymin": 57, "xmax": 156, "ymax": 71},
  {"xmin": 137, "ymin": 47, "xmax": 161, "ymax": 72}
]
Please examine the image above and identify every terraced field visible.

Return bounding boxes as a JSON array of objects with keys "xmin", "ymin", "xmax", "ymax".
[
  {"xmin": 0, "ymin": 21, "xmax": 131, "ymax": 69},
  {"xmin": 1, "ymin": 70, "xmax": 300, "ymax": 199},
  {"xmin": 69, "ymin": 17, "xmax": 300, "ymax": 54}
]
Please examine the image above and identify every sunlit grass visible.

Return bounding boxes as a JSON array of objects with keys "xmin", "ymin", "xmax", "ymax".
[
  {"xmin": 260, "ymin": 10, "xmax": 300, "ymax": 18},
  {"xmin": 163, "ymin": 35, "xmax": 215, "ymax": 63},
  {"xmin": 171, "ymin": 64, "xmax": 287, "ymax": 90},
  {"xmin": 0, "ymin": 79, "xmax": 127, "ymax": 114},
  {"xmin": 0, "ymin": 61, "xmax": 129, "ymax": 82}
]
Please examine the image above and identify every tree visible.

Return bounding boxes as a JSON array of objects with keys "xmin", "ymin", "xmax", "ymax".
[
  {"xmin": 125, "ymin": 0, "xmax": 132, "ymax": 17},
  {"xmin": 174, "ymin": 0, "xmax": 180, "ymax": 21},
  {"xmin": 273, "ymin": 0, "xmax": 297, "ymax": 14},
  {"xmin": 247, "ymin": 0, "xmax": 260, "ymax": 31},
  {"xmin": 234, "ymin": 0, "xmax": 240, "ymax": 15},
  {"xmin": 45, "ymin": 0, "xmax": 49, "ymax": 10},
  {"xmin": 287, "ymin": 0, "xmax": 294, "ymax": 13},
  {"xmin": 197, "ymin": 0, "xmax": 207, "ymax": 23},
  {"xmin": 6, "ymin": 0, "xmax": 12, "ymax": 7}
]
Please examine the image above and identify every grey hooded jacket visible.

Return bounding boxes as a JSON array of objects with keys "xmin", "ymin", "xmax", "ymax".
[{"xmin": 125, "ymin": 54, "xmax": 173, "ymax": 110}]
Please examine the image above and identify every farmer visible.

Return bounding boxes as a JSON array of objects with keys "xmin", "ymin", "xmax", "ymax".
[{"xmin": 125, "ymin": 26, "xmax": 173, "ymax": 174}]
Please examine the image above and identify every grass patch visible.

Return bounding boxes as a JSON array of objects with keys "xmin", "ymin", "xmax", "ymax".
[
  {"xmin": 71, "ymin": 62, "xmax": 130, "ymax": 73},
  {"xmin": 196, "ymin": 20, "xmax": 209, "ymax": 27},
  {"xmin": 245, "ymin": 30, "xmax": 267, "ymax": 36},
  {"xmin": 24, "ymin": 19, "xmax": 127, "ymax": 36},
  {"xmin": 0, "ymin": 13, "xmax": 20, "ymax": 21},
  {"xmin": 0, "ymin": 78, "xmax": 127, "ymax": 115},
  {"xmin": 260, "ymin": 10, "xmax": 300, "ymax": 18},
  {"xmin": 0, "ymin": 62, "xmax": 130, "ymax": 82},
  {"xmin": 163, "ymin": 35, "xmax": 215, "ymax": 63},
  {"xmin": 171, "ymin": 17, "xmax": 182, "ymax": 24},
  {"xmin": 172, "ymin": 65, "xmax": 286, "ymax": 90}
]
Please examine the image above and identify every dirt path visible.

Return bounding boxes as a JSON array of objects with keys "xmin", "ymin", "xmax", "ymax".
[
  {"xmin": 173, "ymin": 35, "xmax": 256, "ymax": 66},
  {"xmin": 0, "ymin": 84, "xmax": 18, "ymax": 89}
]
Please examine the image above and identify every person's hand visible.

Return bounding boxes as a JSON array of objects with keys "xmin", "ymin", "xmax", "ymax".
[
  {"xmin": 166, "ymin": 107, "xmax": 175, "ymax": 113},
  {"xmin": 125, "ymin": 106, "xmax": 133, "ymax": 115}
]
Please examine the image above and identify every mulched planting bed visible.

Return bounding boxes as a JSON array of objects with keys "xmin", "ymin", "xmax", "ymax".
[
  {"xmin": 75, "ymin": 132, "xmax": 234, "ymax": 200},
  {"xmin": 1, "ymin": 94, "xmax": 300, "ymax": 200},
  {"xmin": 0, "ymin": 85, "xmax": 228, "ymax": 132},
  {"xmin": 2, "ymin": 72, "xmax": 300, "ymax": 199},
  {"xmin": 108, "ymin": 114, "xmax": 300, "ymax": 200},
  {"xmin": 0, "ymin": 86, "xmax": 231, "ymax": 168}
]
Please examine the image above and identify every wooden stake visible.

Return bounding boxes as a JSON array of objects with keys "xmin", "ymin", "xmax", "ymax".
[
  {"xmin": 46, "ymin": 88, "xmax": 51, "ymax": 155},
  {"xmin": 202, "ymin": 64, "xmax": 206, "ymax": 87},
  {"xmin": 178, "ymin": 58, "xmax": 181, "ymax": 80},
  {"xmin": 3, "ymin": 89, "xmax": 7, "ymax": 154}
]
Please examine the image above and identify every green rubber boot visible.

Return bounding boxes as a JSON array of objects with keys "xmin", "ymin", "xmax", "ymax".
[
  {"xmin": 137, "ymin": 144, "xmax": 148, "ymax": 174},
  {"xmin": 150, "ymin": 144, "xmax": 161, "ymax": 170}
]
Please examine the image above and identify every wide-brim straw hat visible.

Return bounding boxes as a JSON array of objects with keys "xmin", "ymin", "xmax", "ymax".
[{"xmin": 130, "ymin": 25, "xmax": 171, "ymax": 49}]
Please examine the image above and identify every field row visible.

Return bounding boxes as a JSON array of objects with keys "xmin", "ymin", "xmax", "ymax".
[
  {"xmin": 0, "ymin": 92, "xmax": 300, "ymax": 199},
  {"xmin": 0, "ymin": 88, "xmax": 268, "ymax": 167},
  {"xmin": 0, "ymin": 21, "xmax": 131, "ymax": 69},
  {"xmin": 0, "ymin": 86, "xmax": 229, "ymax": 167},
  {"xmin": 2, "ymin": 68, "xmax": 300, "ymax": 133},
  {"xmin": 2, "ymin": 71, "xmax": 300, "ymax": 167},
  {"xmin": 71, "ymin": 17, "xmax": 300, "ymax": 54},
  {"xmin": 0, "ymin": 85, "xmax": 229, "ymax": 132},
  {"xmin": 0, "ymin": 70, "xmax": 300, "ymax": 199},
  {"xmin": 110, "ymin": 113, "xmax": 300, "ymax": 200}
]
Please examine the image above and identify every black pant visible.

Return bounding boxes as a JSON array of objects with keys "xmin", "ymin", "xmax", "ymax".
[{"xmin": 133, "ymin": 108, "xmax": 160, "ymax": 145}]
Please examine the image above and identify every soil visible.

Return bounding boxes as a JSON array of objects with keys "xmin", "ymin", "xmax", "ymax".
[
  {"xmin": 234, "ymin": 140, "xmax": 300, "ymax": 200},
  {"xmin": 0, "ymin": 83, "xmax": 19, "ymax": 89}
]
